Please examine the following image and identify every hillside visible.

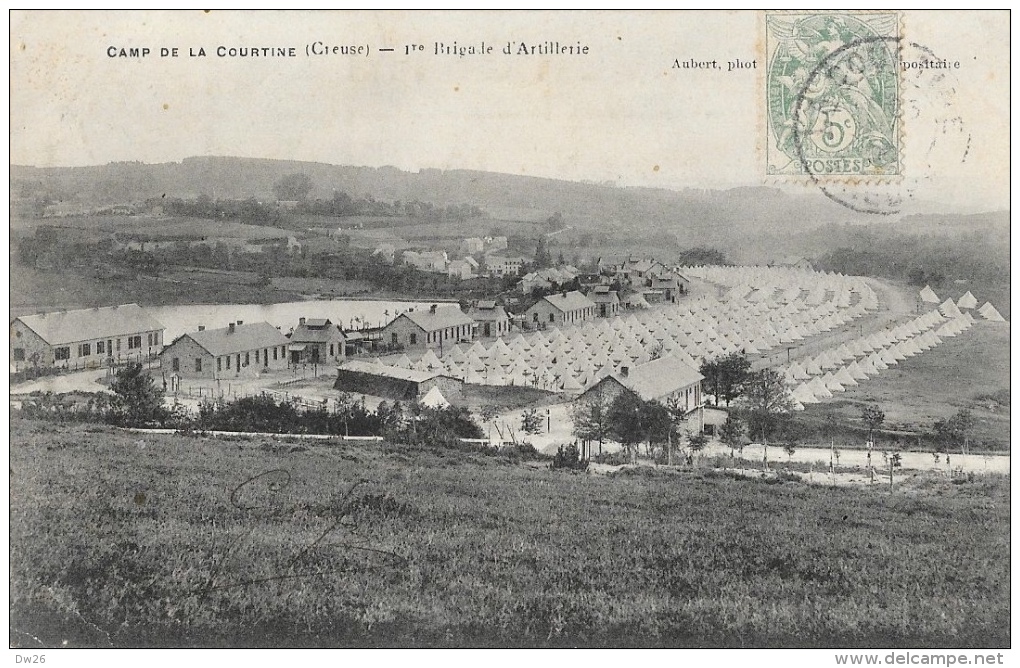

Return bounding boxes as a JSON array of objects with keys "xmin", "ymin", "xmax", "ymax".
[{"xmin": 12, "ymin": 156, "xmax": 885, "ymax": 235}]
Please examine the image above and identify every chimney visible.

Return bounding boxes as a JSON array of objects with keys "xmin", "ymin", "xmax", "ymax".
[
  {"xmin": 562, "ymin": 291, "xmax": 568, "ymax": 298},
  {"xmin": 198, "ymin": 325, "xmax": 205, "ymax": 332},
  {"xmin": 236, "ymin": 320, "xmax": 243, "ymax": 326},
  {"xmin": 299, "ymin": 317, "xmax": 306, "ymax": 326},
  {"xmin": 430, "ymin": 304, "xmax": 437, "ymax": 314},
  {"xmin": 620, "ymin": 366, "xmax": 629, "ymax": 377},
  {"xmin": 228, "ymin": 323, "xmax": 236, "ymax": 334}
]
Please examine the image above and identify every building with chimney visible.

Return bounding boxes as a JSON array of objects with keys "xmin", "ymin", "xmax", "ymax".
[
  {"xmin": 379, "ymin": 304, "xmax": 474, "ymax": 353},
  {"xmin": 288, "ymin": 317, "xmax": 347, "ymax": 365},
  {"xmin": 158, "ymin": 321, "xmax": 290, "ymax": 378}
]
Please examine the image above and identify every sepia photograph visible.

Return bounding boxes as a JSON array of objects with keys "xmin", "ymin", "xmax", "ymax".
[{"xmin": 8, "ymin": 9, "xmax": 1010, "ymax": 659}]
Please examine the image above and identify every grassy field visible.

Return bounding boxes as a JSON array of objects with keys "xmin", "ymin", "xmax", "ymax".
[
  {"xmin": 10, "ymin": 418, "xmax": 1008, "ymax": 648},
  {"xmin": 798, "ymin": 321, "xmax": 1010, "ymax": 451}
]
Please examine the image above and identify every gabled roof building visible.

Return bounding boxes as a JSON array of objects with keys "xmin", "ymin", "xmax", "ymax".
[
  {"xmin": 288, "ymin": 317, "xmax": 346, "ymax": 365},
  {"xmin": 525, "ymin": 290, "xmax": 597, "ymax": 328},
  {"xmin": 158, "ymin": 321, "xmax": 290, "ymax": 378},
  {"xmin": 577, "ymin": 355, "xmax": 705, "ymax": 429},
  {"xmin": 380, "ymin": 305, "xmax": 475, "ymax": 352},
  {"xmin": 11, "ymin": 303, "xmax": 165, "ymax": 370},
  {"xmin": 468, "ymin": 300, "xmax": 511, "ymax": 338}
]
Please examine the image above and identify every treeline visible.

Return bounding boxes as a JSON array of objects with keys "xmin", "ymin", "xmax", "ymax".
[
  {"xmin": 812, "ymin": 225, "xmax": 1008, "ymax": 289},
  {"xmin": 161, "ymin": 191, "xmax": 484, "ymax": 226}
]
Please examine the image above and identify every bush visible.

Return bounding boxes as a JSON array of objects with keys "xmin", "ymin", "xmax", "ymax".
[
  {"xmin": 592, "ymin": 450, "xmax": 631, "ymax": 466},
  {"xmin": 109, "ymin": 364, "xmax": 167, "ymax": 427},
  {"xmin": 551, "ymin": 443, "xmax": 588, "ymax": 471}
]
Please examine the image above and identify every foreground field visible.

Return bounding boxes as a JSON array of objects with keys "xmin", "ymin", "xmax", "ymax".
[{"xmin": 10, "ymin": 419, "xmax": 1008, "ymax": 648}]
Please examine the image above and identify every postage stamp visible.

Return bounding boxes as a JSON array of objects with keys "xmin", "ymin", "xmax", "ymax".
[{"xmin": 765, "ymin": 12, "xmax": 901, "ymax": 180}]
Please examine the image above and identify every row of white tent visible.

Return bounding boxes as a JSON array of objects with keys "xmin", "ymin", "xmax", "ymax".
[
  {"xmin": 376, "ymin": 266, "xmax": 999, "ymax": 398},
  {"xmin": 919, "ymin": 285, "xmax": 1007, "ymax": 322},
  {"xmin": 783, "ymin": 310, "xmax": 977, "ymax": 409},
  {"xmin": 377, "ymin": 266, "xmax": 881, "ymax": 393}
]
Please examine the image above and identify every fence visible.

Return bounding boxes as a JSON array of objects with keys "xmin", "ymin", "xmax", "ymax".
[{"xmin": 10, "ymin": 352, "xmax": 159, "ymax": 383}]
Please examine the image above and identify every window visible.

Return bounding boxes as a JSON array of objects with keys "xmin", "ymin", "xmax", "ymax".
[
  {"xmin": 13, "ymin": 348, "xmax": 25, "ymax": 361},
  {"xmin": 172, "ymin": 357, "xmax": 180, "ymax": 372},
  {"xmin": 329, "ymin": 344, "xmax": 334, "ymax": 357},
  {"xmin": 55, "ymin": 347, "xmax": 70, "ymax": 361},
  {"xmin": 391, "ymin": 333, "xmax": 398, "ymax": 345},
  {"xmin": 409, "ymin": 333, "xmax": 417, "ymax": 345},
  {"xmin": 533, "ymin": 313, "xmax": 539, "ymax": 322},
  {"xmin": 244, "ymin": 352, "xmax": 250, "ymax": 366},
  {"xmin": 549, "ymin": 313, "xmax": 555, "ymax": 323},
  {"xmin": 97, "ymin": 340, "xmax": 105, "ymax": 354},
  {"xmin": 154, "ymin": 332, "xmax": 160, "ymax": 345},
  {"xmin": 78, "ymin": 343, "xmax": 91, "ymax": 357},
  {"xmin": 116, "ymin": 338, "xmax": 121, "ymax": 351},
  {"xmin": 217, "ymin": 357, "xmax": 222, "ymax": 372},
  {"xmin": 147, "ymin": 333, "xmax": 153, "ymax": 347},
  {"xmin": 255, "ymin": 350, "xmax": 260, "ymax": 364},
  {"xmin": 226, "ymin": 355, "xmax": 231, "ymax": 369},
  {"xmin": 484, "ymin": 323, "xmax": 491, "ymax": 337},
  {"xmin": 264, "ymin": 349, "xmax": 269, "ymax": 366},
  {"xmin": 195, "ymin": 358, "xmax": 202, "ymax": 372},
  {"xmin": 273, "ymin": 347, "xmax": 278, "ymax": 361},
  {"xmin": 127, "ymin": 335, "xmax": 142, "ymax": 350}
]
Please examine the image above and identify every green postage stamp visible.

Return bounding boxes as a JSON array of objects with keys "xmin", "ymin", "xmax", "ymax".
[{"xmin": 765, "ymin": 12, "xmax": 901, "ymax": 179}]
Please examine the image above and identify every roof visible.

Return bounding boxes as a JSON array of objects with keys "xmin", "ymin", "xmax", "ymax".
[
  {"xmin": 532, "ymin": 290, "xmax": 596, "ymax": 314},
  {"xmin": 650, "ymin": 273, "xmax": 683, "ymax": 286},
  {"xmin": 595, "ymin": 355, "xmax": 703, "ymax": 402},
  {"xmin": 176, "ymin": 322, "xmax": 290, "ymax": 357},
  {"xmin": 15, "ymin": 303, "xmax": 165, "ymax": 346},
  {"xmin": 587, "ymin": 289, "xmax": 620, "ymax": 304},
  {"xmin": 303, "ymin": 318, "xmax": 331, "ymax": 328},
  {"xmin": 469, "ymin": 304, "xmax": 509, "ymax": 322},
  {"xmin": 290, "ymin": 322, "xmax": 345, "ymax": 344},
  {"xmin": 598, "ymin": 255, "xmax": 628, "ymax": 267},
  {"xmin": 627, "ymin": 259, "xmax": 661, "ymax": 273},
  {"xmin": 396, "ymin": 307, "xmax": 474, "ymax": 333},
  {"xmin": 339, "ymin": 360, "xmax": 458, "ymax": 384}
]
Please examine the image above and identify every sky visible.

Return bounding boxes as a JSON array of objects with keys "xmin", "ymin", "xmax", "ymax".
[{"xmin": 9, "ymin": 10, "xmax": 1010, "ymax": 213}]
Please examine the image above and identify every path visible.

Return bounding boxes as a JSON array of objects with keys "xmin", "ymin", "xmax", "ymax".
[
  {"xmin": 751, "ymin": 277, "xmax": 922, "ymax": 371},
  {"xmin": 10, "ymin": 368, "xmax": 112, "ymax": 395}
]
